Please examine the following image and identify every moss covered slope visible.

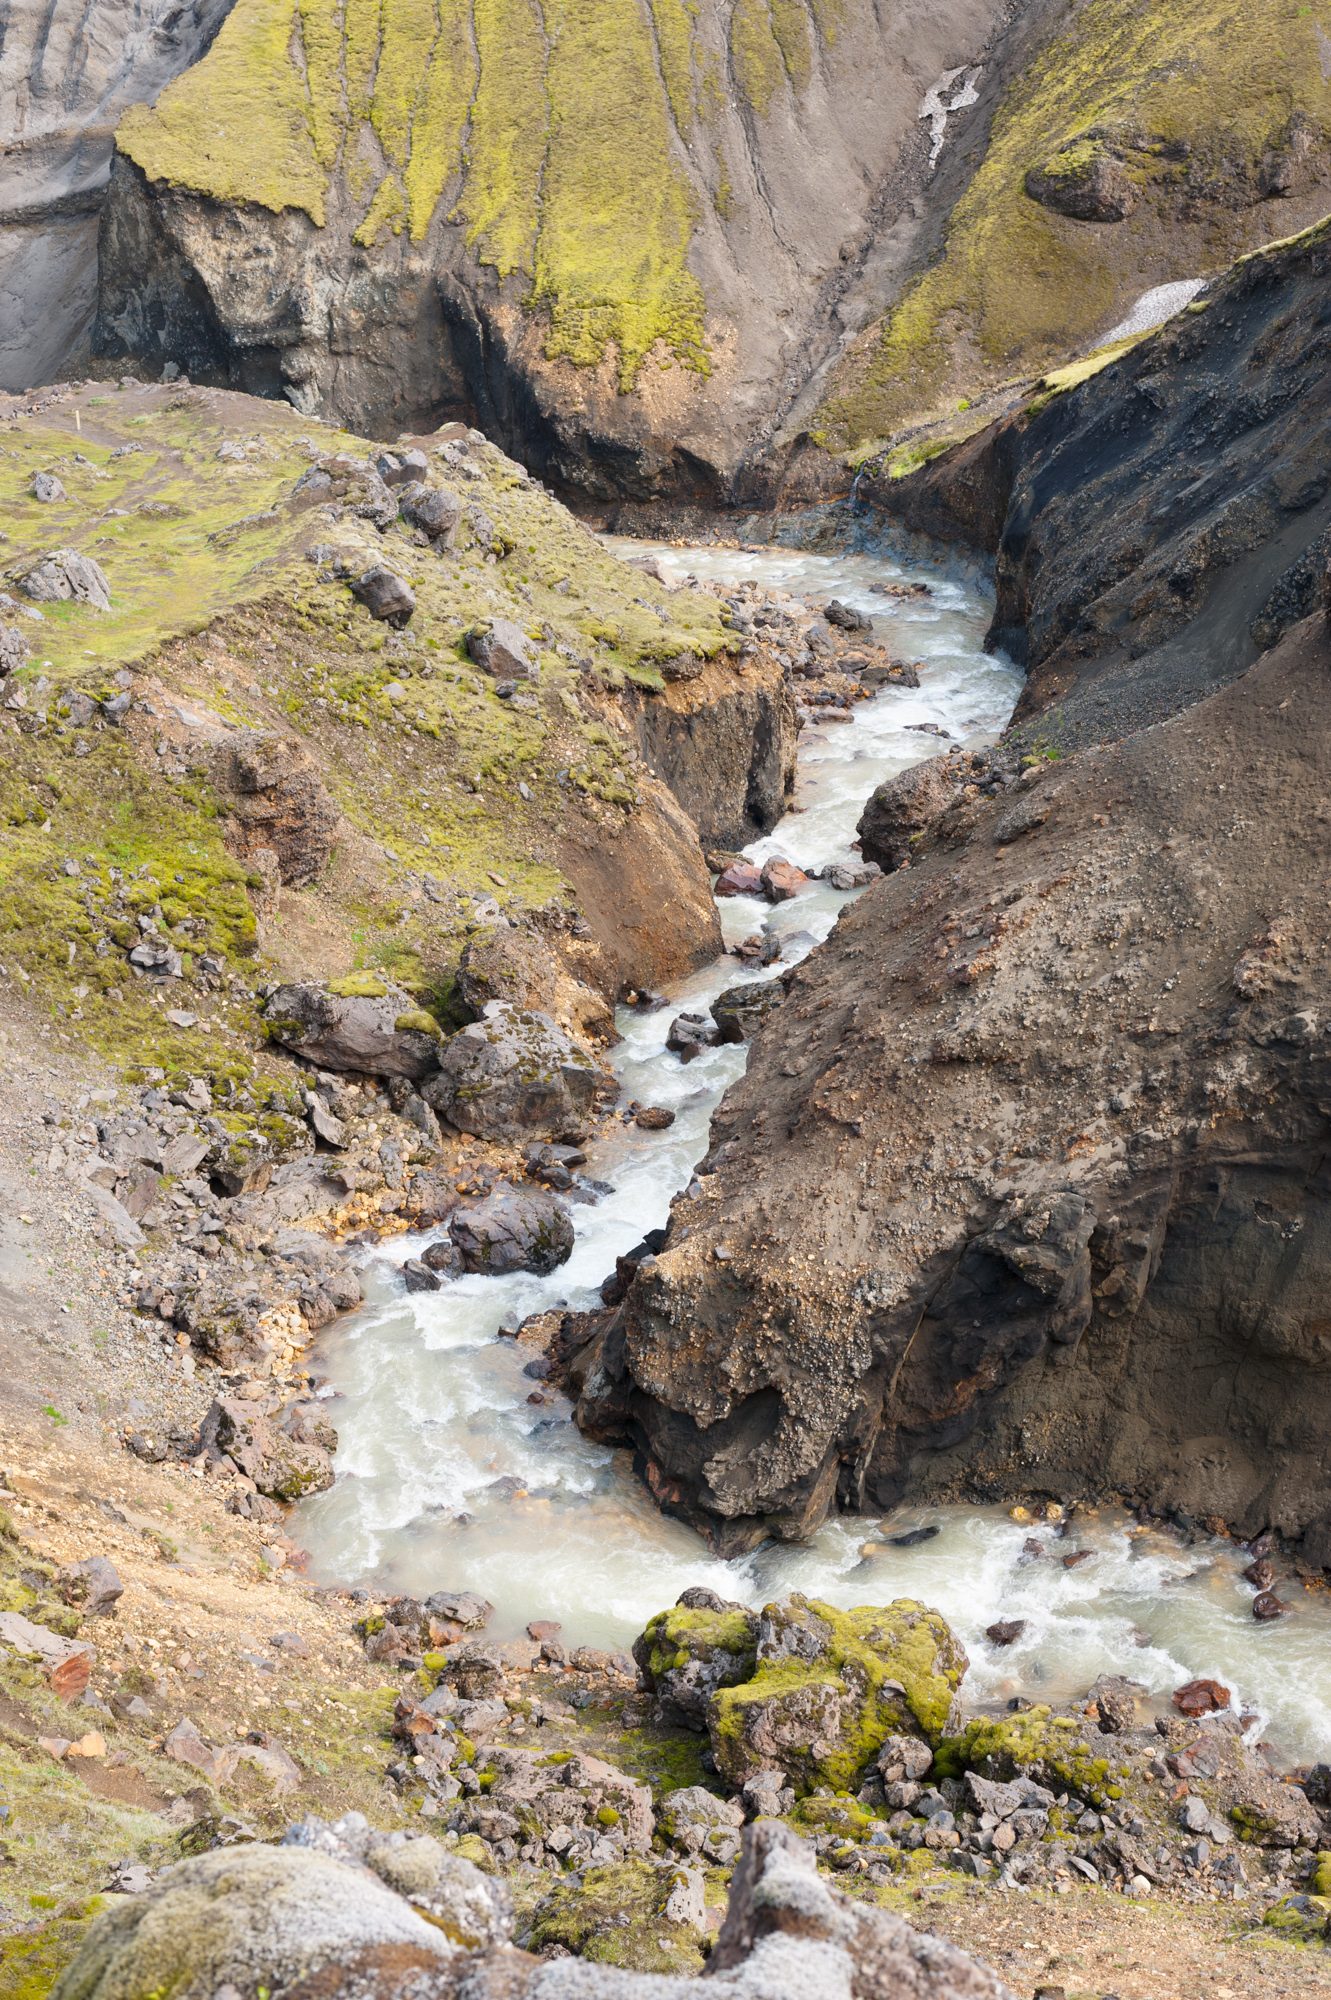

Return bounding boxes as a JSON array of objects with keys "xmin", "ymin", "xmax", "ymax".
[
  {"xmin": 0, "ymin": 379, "xmax": 735, "ymax": 1088},
  {"xmin": 115, "ymin": 0, "xmax": 843, "ymax": 390},
  {"xmin": 821, "ymin": 0, "xmax": 1331, "ymax": 453}
]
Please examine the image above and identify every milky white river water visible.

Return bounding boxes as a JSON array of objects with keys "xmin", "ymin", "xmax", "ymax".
[{"xmin": 297, "ymin": 531, "xmax": 1331, "ymax": 1764}]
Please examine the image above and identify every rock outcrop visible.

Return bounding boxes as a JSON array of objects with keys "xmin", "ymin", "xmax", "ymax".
[
  {"xmin": 0, "ymin": 0, "xmax": 234, "ymax": 388},
  {"xmin": 571, "ymin": 218, "xmax": 1331, "ymax": 1563}
]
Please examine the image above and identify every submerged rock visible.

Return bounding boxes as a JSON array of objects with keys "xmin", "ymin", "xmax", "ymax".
[{"xmin": 449, "ymin": 1181, "xmax": 575, "ymax": 1276}]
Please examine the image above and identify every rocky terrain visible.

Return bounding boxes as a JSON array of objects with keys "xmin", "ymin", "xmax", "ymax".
[
  {"xmin": 571, "ymin": 214, "xmax": 1331, "ymax": 1571},
  {"xmin": 0, "ymin": 0, "xmax": 235, "ymax": 391}
]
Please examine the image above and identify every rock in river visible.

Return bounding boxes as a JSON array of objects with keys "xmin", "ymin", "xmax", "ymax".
[{"xmin": 448, "ymin": 1182, "xmax": 575, "ymax": 1276}]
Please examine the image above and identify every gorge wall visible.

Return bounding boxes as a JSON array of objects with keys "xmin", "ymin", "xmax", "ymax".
[
  {"xmin": 78, "ymin": 0, "xmax": 1331, "ymax": 498},
  {"xmin": 571, "ymin": 218, "xmax": 1331, "ymax": 1565},
  {"xmin": 0, "ymin": 0, "xmax": 235, "ymax": 390}
]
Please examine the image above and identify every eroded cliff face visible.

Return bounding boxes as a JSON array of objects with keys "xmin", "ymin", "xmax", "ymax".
[
  {"xmin": 572, "ymin": 220, "xmax": 1331, "ymax": 1565},
  {"xmin": 89, "ymin": 0, "xmax": 1035, "ymax": 498},
  {"xmin": 0, "ymin": 0, "xmax": 234, "ymax": 390}
]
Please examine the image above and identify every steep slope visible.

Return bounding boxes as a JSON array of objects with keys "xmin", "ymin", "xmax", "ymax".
[
  {"xmin": 89, "ymin": 0, "xmax": 1036, "ymax": 498},
  {"xmin": 571, "ymin": 219, "xmax": 1331, "ymax": 1566},
  {"xmin": 0, "ymin": 0, "xmax": 235, "ymax": 391}
]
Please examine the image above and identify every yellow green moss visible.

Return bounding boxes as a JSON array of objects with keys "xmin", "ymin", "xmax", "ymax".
[
  {"xmin": 709, "ymin": 1598, "xmax": 965, "ymax": 1795},
  {"xmin": 354, "ymin": 173, "xmax": 408, "ymax": 247},
  {"xmin": 934, "ymin": 1706, "xmax": 1129, "ymax": 1809},
  {"xmin": 525, "ymin": 1859, "xmax": 705, "ymax": 1975}
]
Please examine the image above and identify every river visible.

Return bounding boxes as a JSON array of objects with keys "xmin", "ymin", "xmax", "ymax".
[{"xmin": 296, "ymin": 527, "xmax": 1331, "ymax": 1764}]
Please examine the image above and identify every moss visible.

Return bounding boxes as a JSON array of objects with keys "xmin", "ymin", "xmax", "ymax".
[
  {"xmin": 709, "ymin": 1598, "xmax": 965, "ymax": 1796},
  {"xmin": 1262, "ymin": 1894, "xmax": 1331, "ymax": 1943},
  {"xmin": 822, "ymin": 0, "xmax": 1331, "ymax": 450},
  {"xmin": 525, "ymin": 1859, "xmax": 704, "ymax": 1975},
  {"xmin": 453, "ymin": 1833, "xmax": 495, "ymax": 1872},
  {"xmin": 354, "ymin": 174, "xmax": 409, "ymax": 248},
  {"xmin": 934, "ymin": 1707, "xmax": 1129, "ymax": 1809},
  {"xmin": 327, "ymin": 971, "xmax": 389, "ymax": 999},
  {"xmin": 0, "ymin": 1901, "xmax": 108, "ymax": 2000}
]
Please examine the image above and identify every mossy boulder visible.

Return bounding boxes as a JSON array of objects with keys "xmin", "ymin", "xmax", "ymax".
[
  {"xmin": 934, "ymin": 1706, "xmax": 1130, "ymax": 1809},
  {"xmin": 448, "ymin": 1181, "xmax": 575, "ymax": 1276},
  {"xmin": 1262, "ymin": 1893, "xmax": 1331, "ymax": 1943},
  {"xmin": 423, "ymin": 1000, "xmax": 603, "ymax": 1143},
  {"xmin": 633, "ymin": 1590, "xmax": 759, "ymax": 1730},
  {"xmin": 264, "ymin": 980, "xmax": 443, "ymax": 1080},
  {"xmin": 706, "ymin": 1596, "xmax": 966, "ymax": 1796},
  {"xmin": 522, "ymin": 1857, "xmax": 706, "ymax": 1977}
]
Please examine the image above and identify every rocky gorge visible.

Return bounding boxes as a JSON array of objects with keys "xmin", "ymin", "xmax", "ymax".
[{"xmin": 6, "ymin": 5, "xmax": 1331, "ymax": 1995}]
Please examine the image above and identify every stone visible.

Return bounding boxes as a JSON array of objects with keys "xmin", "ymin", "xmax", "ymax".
[
  {"xmin": 402, "ymin": 1258, "xmax": 441, "ymax": 1293},
  {"xmin": 666, "ymin": 1011, "xmax": 719, "ymax": 1061},
  {"xmin": 825, "ymin": 599, "xmax": 872, "ymax": 633},
  {"xmin": 421, "ymin": 1237, "xmax": 464, "ymax": 1278},
  {"xmin": 985, "ymin": 1618, "xmax": 1025, "ymax": 1647},
  {"xmin": 349, "ymin": 567, "xmax": 415, "ymax": 627},
  {"xmin": 397, "ymin": 482, "xmax": 461, "ymax": 545},
  {"xmin": 1253, "ymin": 1590, "xmax": 1287, "ymax": 1620},
  {"xmin": 32, "ymin": 471, "xmax": 66, "ymax": 502},
  {"xmin": 1173, "ymin": 1677, "xmax": 1231, "ymax": 1718},
  {"xmin": 449, "ymin": 1182, "xmax": 575, "ymax": 1276},
  {"xmin": 714, "ymin": 862, "xmax": 764, "ymax": 897},
  {"xmin": 263, "ymin": 981, "xmax": 441, "ymax": 1080},
  {"xmin": 423, "ymin": 1002, "xmax": 602, "ymax": 1143},
  {"xmin": 759, "ymin": 857, "xmax": 808, "ymax": 902},
  {"xmin": 634, "ymin": 1105, "xmax": 675, "ymax": 1130},
  {"xmin": 712, "ymin": 980, "xmax": 784, "ymax": 1045},
  {"xmin": 467, "ymin": 619, "xmax": 536, "ymax": 679},
  {"xmin": 58, "ymin": 1556, "xmax": 124, "ymax": 1618},
  {"xmin": 20, "ymin": 548, "xmax": 111, "ymax": 609}
]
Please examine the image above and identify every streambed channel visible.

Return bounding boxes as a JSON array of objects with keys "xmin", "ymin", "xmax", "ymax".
[{"xmin": 297, "ymin": 528, "xmax": 1331, "ymax": 1762}]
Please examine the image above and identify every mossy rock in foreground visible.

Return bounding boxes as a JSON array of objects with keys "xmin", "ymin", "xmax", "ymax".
[
  {"xmin": 633, "ymin": 1596, "xmax": 759, "ymax": 1730},
  {"xmin": 523, "ymin": 1858, "xmax": 705, "ymax": 1977},
  {"xmin": 707, "ymin": 1596, "xmax": 967, "ymax": 1796}
]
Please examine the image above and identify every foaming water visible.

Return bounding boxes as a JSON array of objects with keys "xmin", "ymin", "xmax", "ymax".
[{"xmin": 296, "ymin": 531, "xmax": 1331, "ymax": 1763}]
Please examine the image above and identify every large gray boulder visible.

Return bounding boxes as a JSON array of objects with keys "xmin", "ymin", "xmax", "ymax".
[
  {"xmin": 424, "ymin": 1001, "xmax": 602, "ymax": 1142},
  {"xmin": 263, "ymin": 980, "xmax": 442, "ymax": 1080},
  {"xmin": 449, "ymin": 1181, "xmax": 575, "ymax": 1276},
  {"xmin": 19, "ymin": 547, "xmax": 111, "ymax": 609},
  {"xmin": 53, "ymin": 1817, "xmax": 1016, "ymax": 2000}
]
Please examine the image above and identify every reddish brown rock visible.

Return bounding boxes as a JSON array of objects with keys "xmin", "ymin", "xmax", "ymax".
[
  {"xmin": 759, "ymin": 857, "xmax": 808, "ymax": 903},
  {"xmin": 1173, "ymin": 1678, "xmax": 1231, "ymax": 1718},
  {"xmin": 715, "ymin": 862, "xmax": 764, "ymax": 898}
]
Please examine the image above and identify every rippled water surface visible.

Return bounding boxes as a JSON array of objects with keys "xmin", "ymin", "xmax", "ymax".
[{"xmin": 297, "ymin": 531, "xmax": 1331, "ymax": 1763}]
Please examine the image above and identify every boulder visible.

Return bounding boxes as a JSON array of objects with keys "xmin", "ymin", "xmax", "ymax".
[
  {"xmin": 0, "ymin": 624, "xmax": 29, "ymax": 676},
  {"xmin": 32, "ymin": 471, "xmax": 66, "ymax": 502},
  {"xmin": 1025, "ymin": 143, "xmax": 1138, "ymax": 223},
  {"xmin": 350, "ymin": 566, "xmax": 415, "ymax": 627},
  {"xmin": 857, "ymin": 753, "xmax": 969, "ymax": 873},
  {"xmin": 57, "ymin": 1557, "xmax": 124, "ymax": 1618},
  {"xmin": 665, "ymin": 1011, "xmax": 719, "ymax": 1061},
  {"xmin": 712, "ymin": 980, "xmax": 784, "ymax": 1045},
  {"xmin": 759, "ymin": 857, "xmax": 808, "ymax": 902},
  {"xmin": 467, "ymin": 618, "xmax": 536, "ymax": 679},
  {"xmin": 634, "ymin": 1591, "xmax": 759, "ymax": 1730},
  {"xmin": 19, "ymin": 548, "xmax": 111, "ymax": 609},
  {"xmin": 263, "ymin": 980, "xmax": 442, "ymax": 1080},
  {"xmin": 657, "ymin": 1785, "xmax": 745, "ymax": 1864},
  {"xmin": 704, "ymin": 1596, "xmax": 966, "ymax": 1795},
  {"xmin": 714, "ymin": 862, "xmax": 763, "ymax": 898},
  {"xmin": 423, "ymin": 1001, "xmax": 601, "ymax": 1143},
  {"xmin": 825, "ymin": 599, "xmax": 872, "ymax": 633},
  {"xmin": 449, "ymin": 1182, "xmax": 575, "ymax": 1276},
  {"xmin": 398, "ymin": 481, "xmax": 461, "ymax": 545},
  {"xmin": 201, "ymin": 1396, "xmax": 336, "ymax": 1502}
]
